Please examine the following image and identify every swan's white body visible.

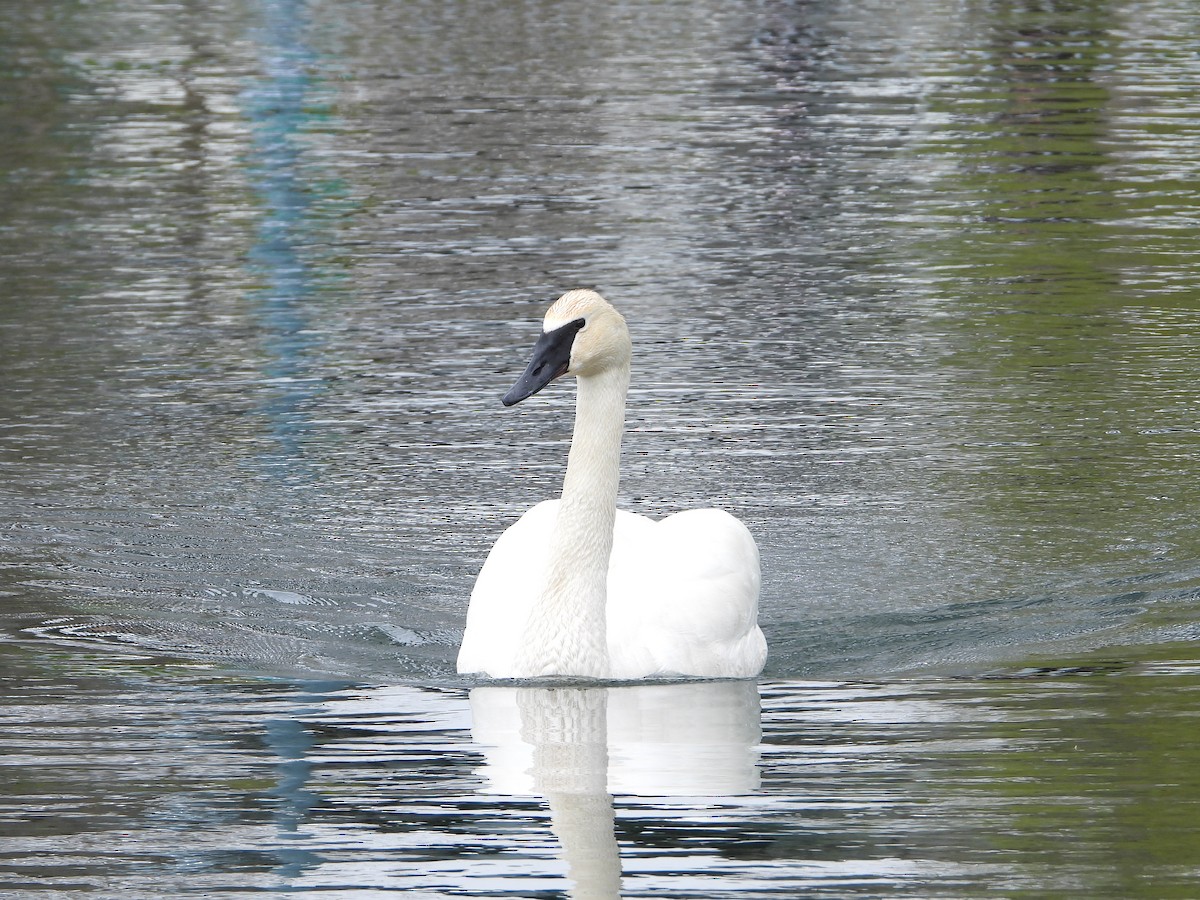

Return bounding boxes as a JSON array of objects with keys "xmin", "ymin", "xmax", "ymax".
[{"xmin": 457, "ymin": 290, "xmax": 766, "ymax": 680}]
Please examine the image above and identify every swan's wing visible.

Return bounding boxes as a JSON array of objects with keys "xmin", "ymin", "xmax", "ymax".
[
  {"xmin": 457, "ymin": 500, "xmax": 558, "ymax": 676},
  {"xmin": 608, "ymin": 508, "xmax": 765, "ymax": 678}
]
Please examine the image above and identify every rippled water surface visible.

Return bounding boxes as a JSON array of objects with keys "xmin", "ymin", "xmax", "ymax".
[{"xmin": 3, "ymin": 0, "xmax": 1199, "ymax": 896}]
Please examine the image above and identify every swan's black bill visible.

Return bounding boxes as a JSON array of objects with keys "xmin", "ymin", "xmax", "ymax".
[{"xmin": 502, "ymin": 317, "xmax": 586, "ymax": 406}]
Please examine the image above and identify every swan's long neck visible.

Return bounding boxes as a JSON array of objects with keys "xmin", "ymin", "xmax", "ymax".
[{"xmin": 515, "ymin": 365, "xmax": 629, "ymax": 678}]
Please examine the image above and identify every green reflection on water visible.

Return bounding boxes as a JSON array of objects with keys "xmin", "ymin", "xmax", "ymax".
[
  {"xmin": 902, "ymin": 0, "xmax": 1200, "ymax": 582},
  {"xmin": 945, "ymin": 642, "xmax": 1200, "ymax": 899}
]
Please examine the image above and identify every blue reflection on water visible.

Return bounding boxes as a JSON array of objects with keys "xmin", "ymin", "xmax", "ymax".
[
  {"xmin": 264, "ymin": 714, "xmax": 322, "ymax": 878},
  {"xmin": 241, "ymin": 0, "xmax": 323, "ymax": 477}
]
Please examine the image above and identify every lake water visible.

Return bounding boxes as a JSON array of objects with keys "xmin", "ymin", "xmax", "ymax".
[{"xmin": 2, "ymin": 0, "xmax": 1199, "ymax": 896}]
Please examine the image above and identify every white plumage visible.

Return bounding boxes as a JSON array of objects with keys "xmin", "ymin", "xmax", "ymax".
[{"xmin": 457, "ymin": 290, "xmax": 766, "ymax": 680}]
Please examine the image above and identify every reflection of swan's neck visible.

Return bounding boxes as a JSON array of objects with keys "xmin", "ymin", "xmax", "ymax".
[
  {"xmin": 516, "ymin": 366, "xmax": 629, "ymax": 678},
  {"xmin": 519, "ymin": 688, "xmax": 621, "ymax": 900},
  {"xmin": 546, "ymin": 791, "xmax": 620, "ymax": 900}
]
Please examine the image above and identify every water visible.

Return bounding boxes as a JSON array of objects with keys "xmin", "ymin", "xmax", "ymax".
[{"xmin": 2, "ymin": 0, "xmax": 1199, "ymax": 895}]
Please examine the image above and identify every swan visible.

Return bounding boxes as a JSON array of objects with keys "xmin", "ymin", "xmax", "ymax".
[{"xmin": 457, "ymin": 290, "xmax": 766, "ymax": 680}]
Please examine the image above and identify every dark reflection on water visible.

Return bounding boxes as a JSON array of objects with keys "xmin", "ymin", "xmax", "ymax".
[
  {"xmin": 2, "ymin": 0, "xmax": 1200, "ymax": 895},
  {"xmin": 1, "ymin": 644, "xmax": 1198, "ymax": 898}
]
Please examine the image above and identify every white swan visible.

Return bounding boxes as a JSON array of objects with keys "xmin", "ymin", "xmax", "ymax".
[{"xmin": 457, "ymin": 290, "xmax": 766, "ymax": 680}]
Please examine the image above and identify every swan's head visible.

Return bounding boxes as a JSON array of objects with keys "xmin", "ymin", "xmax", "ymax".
[{"xmin": 502, "ymin": 290, "xmax": 630, "ymax": 406}]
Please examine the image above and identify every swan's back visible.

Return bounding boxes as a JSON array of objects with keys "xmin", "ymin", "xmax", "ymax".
[
  {"xmin": 608, "ymin": 508, "xmax": 764, "ymax": 679},
  {"xmin": 459, "ymin": 503, "xmax": 765, "ymax": 679}
]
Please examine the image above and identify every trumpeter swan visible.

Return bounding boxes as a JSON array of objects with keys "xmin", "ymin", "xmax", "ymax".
[{"xmin": 457, "ymin": 290, "xmax": 766, "ymax": 680}]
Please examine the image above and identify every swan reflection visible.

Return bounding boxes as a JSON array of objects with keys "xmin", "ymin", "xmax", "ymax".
[{"xmin": 469, "ymin": 680, "xmax": 761, "ymax": 898}]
